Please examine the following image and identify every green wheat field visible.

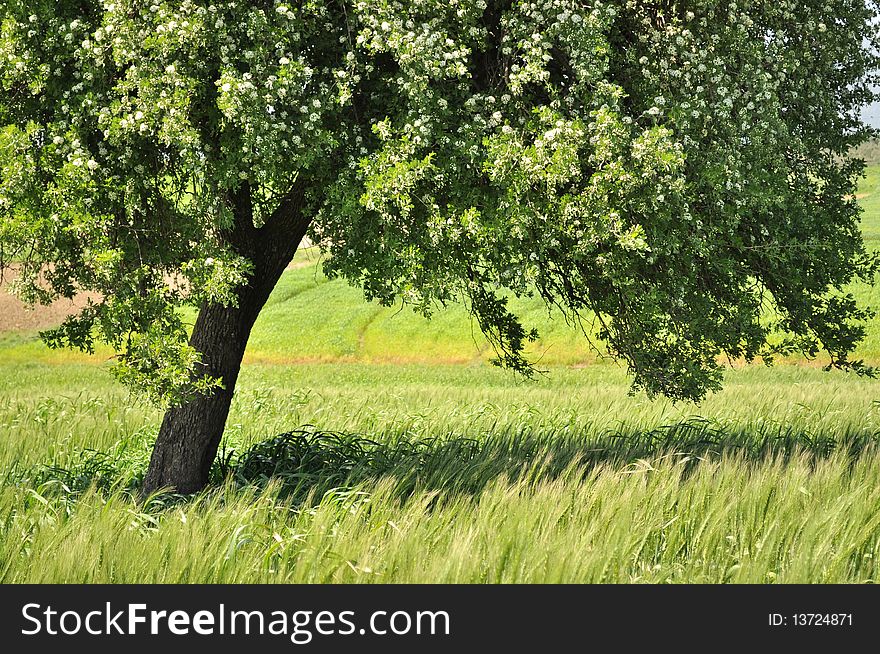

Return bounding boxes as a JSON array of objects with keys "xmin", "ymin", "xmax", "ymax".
[{"xmin": 1, "ymin": 164, "xmax": 880, "ymax": 583}]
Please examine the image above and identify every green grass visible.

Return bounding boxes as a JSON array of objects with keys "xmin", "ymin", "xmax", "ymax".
[
  {"xmin": 2, "ymin": 363, "xmax": 880, "ymax": 583},
  {"xmin": 859, "ymin": 164, "xmax": 880, "ymax": 247},
  {"xmin": 4, "ymin": 449, "xmax": 879, "ymax": 583},
  {"xmin": 1, "ymin": 169, "xmax": 880, "ymax": 583}
]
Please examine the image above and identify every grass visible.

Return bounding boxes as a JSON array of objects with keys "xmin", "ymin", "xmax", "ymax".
[
  {"xmin": 1, "ymin": 169, "xmax": 880, "ymax": 583},
  {"xmin": 4, "ymin": 449, "xmax": 879, "ymax": 583},
  {"xmin": 3, "ymin": 358, "xmax": 880, "ymax": 583}
]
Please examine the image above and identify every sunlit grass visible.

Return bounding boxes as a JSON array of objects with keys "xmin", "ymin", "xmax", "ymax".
[
  {"xmin": 2, "ymin": 446, "xmax": 879, "ymax": 583},
  {"xmin": 1, "ymin": 360, "xmax": 880, "ymax": 582}
]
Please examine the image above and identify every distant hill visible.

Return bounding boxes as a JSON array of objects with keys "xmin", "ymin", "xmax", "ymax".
[{"xmin": 853, "ymin": 139, "xmax": 880, "ymax": 165}]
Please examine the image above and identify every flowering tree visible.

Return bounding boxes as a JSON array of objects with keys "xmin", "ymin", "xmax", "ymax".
[{"xmin": 1, "ymin": 1, "xmax": 878, "ymax": 493}]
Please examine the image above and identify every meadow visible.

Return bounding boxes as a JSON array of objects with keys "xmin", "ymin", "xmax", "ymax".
[{"xmin": 1, "ymin": 165, "xmax": 879, "ymax": 583}]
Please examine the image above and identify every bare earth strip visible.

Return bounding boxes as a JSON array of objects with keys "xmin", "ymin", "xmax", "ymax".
[
  {"xmin": 0, "ymin": 267, "xmax": 96, "ymax": 333},
  {"xmin": 0, "ymin": 257, "xmax": 315, "ymax": 334}
]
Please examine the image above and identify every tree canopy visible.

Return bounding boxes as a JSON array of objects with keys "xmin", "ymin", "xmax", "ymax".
[{"xmin": 2, "ymin": 0, "xmax": 879, "ymax": 405}]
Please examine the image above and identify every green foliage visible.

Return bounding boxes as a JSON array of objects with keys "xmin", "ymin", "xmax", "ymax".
[
  {"xmin": 1, "ymin": 1, "xmax": 879, "ymax": 403},
  {"xmin": 110, "ymin": 331, "xmax": 224, "ymax": 407}
]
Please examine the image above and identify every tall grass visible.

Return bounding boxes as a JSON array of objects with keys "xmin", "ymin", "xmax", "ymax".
[
  {"xmin": 2, "ymin": 447, "xmax": 878, "ymax": 583},
  {"xmin": 1, "ymin": 361, "xmax": 880, "ymax": 583}
]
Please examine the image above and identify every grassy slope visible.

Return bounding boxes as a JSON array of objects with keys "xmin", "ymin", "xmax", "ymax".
[
  {"xmin": 1, "ymin": 169, "xmax": 880, "ymax": 583},
  {"xmin": 4, "ymin": 167, "xmax": 880, "ymax": 367}
]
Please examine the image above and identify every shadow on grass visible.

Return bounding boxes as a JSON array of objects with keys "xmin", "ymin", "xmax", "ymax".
[
  {"xmin": 212, "ymin": 419, "xmax": 880, "ymax": 504},
  {"xmin": 10, "ymin": 419, "xmax": 880, "ymax": 508}
]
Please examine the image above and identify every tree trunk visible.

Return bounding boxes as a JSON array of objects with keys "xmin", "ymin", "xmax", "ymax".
[
  {"xmin": 141, "ymin": 300, "xmax": 260, "ymax": 494},
  {"xmin": 142, "ymin": 185, "xmax": 310, "ymax": 495}
]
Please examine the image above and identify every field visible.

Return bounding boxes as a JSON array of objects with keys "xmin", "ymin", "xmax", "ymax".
[{"xmin": 1, "ymin": 167, "xmax": 880, "ymax": 583}]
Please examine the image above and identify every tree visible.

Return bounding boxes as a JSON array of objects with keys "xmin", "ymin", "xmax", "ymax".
[{"xmin": 1, "ymin": 1, "xmax": 878, "ymax": 493}]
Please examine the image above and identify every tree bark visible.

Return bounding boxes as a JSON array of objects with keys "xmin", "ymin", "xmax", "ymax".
[{"xmin": 142, "ymin": 184, "xmax": 310, "ymax": 495}]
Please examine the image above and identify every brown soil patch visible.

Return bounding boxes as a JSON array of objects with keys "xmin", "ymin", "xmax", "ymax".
[
  {"xmin": 285, "ymin": 245, "xmax": 322, "ymax": 271},
  {"xmin": 285, "ymin": 259, "xmax": 315, "ymax": 271},
  {"xmin": 0, "ymin": 266, "xmax": 97, "ymax": 333},
  {"xmin": 0, "ymin": 254, "xmax": 313, "ymax": 334}
]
